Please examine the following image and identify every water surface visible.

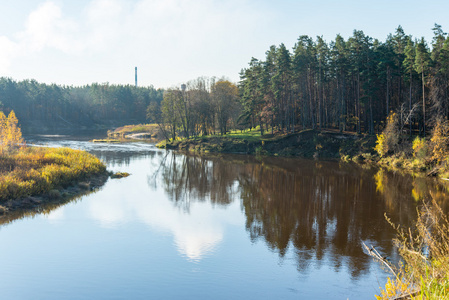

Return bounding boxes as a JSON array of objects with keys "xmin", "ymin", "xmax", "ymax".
[{"xmin": 1, "ymin": 135, "xmax": 448, "ymax": 299}]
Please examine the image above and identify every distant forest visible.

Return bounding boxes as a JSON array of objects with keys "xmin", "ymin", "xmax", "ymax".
[
  {"xmin": 239, "ymin": 24, "xmax": 449, "ymax": 136},
  {"xmin": 0, "ymin": 78, "xmax": 163, "ymax": 132},
  {"xmin": 1, "ymin": 25, "xmax": 448, "ymax": 137}
]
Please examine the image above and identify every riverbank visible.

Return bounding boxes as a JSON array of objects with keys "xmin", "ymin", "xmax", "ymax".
[
  {"xmin": 0, "ymin": 146, "xmax": 108, "ymax": 216},
  {"xmin": 158, "ymin": 129, "xmax": 377, "ymax": 159},
  {"xmin": 107, "ymin": 124, "xmax": 162, "ymax": 140},
  {"xmin": 157, "ymin": 127, "xmax": 449, "ymax": 179}
]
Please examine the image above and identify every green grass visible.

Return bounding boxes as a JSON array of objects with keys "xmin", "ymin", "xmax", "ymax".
[
  {"xmin": 183, "ymin": 126, "xmax": 287, "ymax": 143},
  {"xmin": 0, "ymin": 147, "xmax": 106, "ymax": 201}
]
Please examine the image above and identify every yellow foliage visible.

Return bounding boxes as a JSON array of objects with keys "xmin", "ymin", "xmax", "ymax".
[
  {"xmin": 375, "ymin": 133, "xmax": 387, "ymax": 157},
  {"xmin": 0, "ymin": 147, "xmax": 106, "ymax": 201},
  {"xmin": 0, "ymin": 110, "xmax": 24, "ymax": 152},
  {"xmin": 430, "ymin": 119, "xmax": 449, "ymax": 164},
  {"xmin": 412, "ymin": 136, "xmax": 427, "ymax": 160},
  {"xmin": 375, "ymin": 113, "xmax": 399, "ymax": 157},
  {"xmin": 376, "ymin": 277, "xmax": 409, "ymax": 300},
  {"xmin": 375, "ymin": 199, "xmax": 449, "ymax": 299}
]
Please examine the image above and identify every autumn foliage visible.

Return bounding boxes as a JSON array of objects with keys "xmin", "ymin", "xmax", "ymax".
[
  {"xmin": 0, "ymin": 110, "xmax": 106, "ymax": 201},
  {"xmin": 0, "ymin": 110, "xmax": 24, "ymax": 152},
  {"xmin": 0, "ymin": 147, "xmax": 106, "ymax": 201}
]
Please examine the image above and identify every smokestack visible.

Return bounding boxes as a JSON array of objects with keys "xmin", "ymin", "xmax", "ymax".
[{"xmin": 135, "ymin": 67, "xmax": 137, "ymax": 87}]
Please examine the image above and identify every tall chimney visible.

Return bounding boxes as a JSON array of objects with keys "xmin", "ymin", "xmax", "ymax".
[{"xmin": 135, "ymin": 67, "xmax": 137, "ymax": 87}]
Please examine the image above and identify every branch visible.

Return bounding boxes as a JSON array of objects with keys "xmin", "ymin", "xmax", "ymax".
[{"xmin": 362, "ymin": 242, "xmax": 398, "ymax": 279}]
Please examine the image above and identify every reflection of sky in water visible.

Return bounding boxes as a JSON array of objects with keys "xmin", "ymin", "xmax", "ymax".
[
  {"xmin": 85, "ymin": 176, "xmax": 242, "ymax": 261},
  {"xmin": 30, "ymin": 138, "xmax": 241, "ymax": 261},
  {"xmin": 1, "ymin": 138, "xmax": 429, "ymax": 299}
]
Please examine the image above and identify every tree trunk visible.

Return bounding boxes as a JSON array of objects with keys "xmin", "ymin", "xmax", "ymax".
[
  {"xmin": 409, "ymin": 70, "xmax": 412, "ymax": 136},
  {"xmin": 422, "ymin": 70, "xmax": 426, "ymax": 136},
  {"xmin": 357, "ymin": 72, "xmax": 361, "ymax": 134},
  {"xmin": 386, "ymin": 66, "xmax": 390, "ymax": 117}
]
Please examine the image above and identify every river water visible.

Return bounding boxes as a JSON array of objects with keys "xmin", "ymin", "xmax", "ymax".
[{"xmin": 1, "ymin": 135, "xmax": 448, "ymax": 299}]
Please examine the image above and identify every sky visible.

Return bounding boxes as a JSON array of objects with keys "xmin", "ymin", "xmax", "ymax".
[{"xmin": 0, "ymin": 0, "xmax": 448, "ymax": 89}]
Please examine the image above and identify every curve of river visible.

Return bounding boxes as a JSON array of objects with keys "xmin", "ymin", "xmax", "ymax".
[{"xmin": 1, "ymin": 134, "xmax": 448, "ymax": 299}]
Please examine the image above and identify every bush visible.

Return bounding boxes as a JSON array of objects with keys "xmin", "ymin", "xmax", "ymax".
[
  {"xmin": 373, "ymin": 199, "xmax": 449, "ymax": 299},
  {"xmin": 430, "ymin": 119, "xmax": 449, "ymax": 164},
  {"xmin": 375, "ymin": 113, "xmax": 399, "ymax": 157},
  {"xmin": 413, "ymin": 136, "xmax": 427, "ymax": 160}
]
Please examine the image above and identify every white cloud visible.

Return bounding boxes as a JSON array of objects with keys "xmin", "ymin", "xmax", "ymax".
[
  {"xmin": 86, "ymin": 176, "xmax": 242, "ymax": 261},
  {"xmin": 0, "ymin": 36, "xmax": 18, "ymax": 73},
  {"xmin": 84, "ymin": 0, "xmax": 124, "ymax": 52},
  {"xmin": 21, "ymin": 2, "xmax": 77, "ymax": 52},
  {"xmin": 0, "ymin": 0, "xmax": 267, "ymax": 86}
]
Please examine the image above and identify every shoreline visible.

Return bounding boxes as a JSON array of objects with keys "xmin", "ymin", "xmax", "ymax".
[
  {"xmin": 0, "ymin": 146, "xmax": 109, "ymax": 218},
  {"xmin": 0, "ymin": 171, "xmax": 109, "ymax": 221},
  {"xmin": 156, "ymin": 129, "xmax": 449, "ymax": 179},
  {"xmin": 158, "ymin": 129, "xmax": 376, "ymax": 159}
]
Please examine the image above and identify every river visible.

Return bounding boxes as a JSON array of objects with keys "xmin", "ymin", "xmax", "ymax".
[{"xmin": 1, "ymin": 134, "xmax": 448, "ymax": 299}]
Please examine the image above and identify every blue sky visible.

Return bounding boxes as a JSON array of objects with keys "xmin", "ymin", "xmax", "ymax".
[{"xmin": 1, "ymin": 0, "xmax": 448, "ymax": 89}]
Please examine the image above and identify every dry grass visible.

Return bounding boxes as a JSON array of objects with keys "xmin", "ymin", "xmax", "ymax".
[
  {"xmin": 0, "ymin": 146, "xmax": 106, "ymax": 201},
  {"xmin": 374, "ymin": 198, "xmax": 449, "ymax": 299}
]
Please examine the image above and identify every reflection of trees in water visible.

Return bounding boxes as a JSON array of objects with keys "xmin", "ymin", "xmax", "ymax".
[
  {"xmin": 92, "ymin": 151, "xmax": 158, "ymax": 168},
  {"xmin": 240, "ymin": 160, "xmax": 394, "ymax": 278},
  {"xmin": 0, "ymin": 187, "xmax": 102, "ymax": 228},
  {"xmin": 150, "ymin": 152, "xmax": 240, "ymax": 211},
  {"xmin": 150, "ymin": 152, "xmax": 449, "ymax": 278},
  {"xmin": 374, "ymin": 169, "xmax": 449, "ymax": 214}
]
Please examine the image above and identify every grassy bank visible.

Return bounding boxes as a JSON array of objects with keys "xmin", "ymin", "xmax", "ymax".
[
  {"xmin": 107, "ymin": 123, "xmax": 162, "ymax": 140},
  {"xmin": 0, "ymin": 146, "xmax": 107, "ymax": 204},
  {"xmin": 157, "ymin": 120, "xmax": 449, "ymax": 179},
  {"xmin": 158, "ymin": 128, "xmax": 376, "ymax": 159}
]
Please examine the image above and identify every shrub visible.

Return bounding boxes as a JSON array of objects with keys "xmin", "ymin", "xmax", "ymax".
[
  {"xmin": 430, "ymin": 119, "xmax": 449, "ymax": 164},
  {"xmin": 413, "ymin": 136, "xmax": 427, "ymax": 160},
  {"xmin": 375, "ymin": 133, "xmax": 387, "ymax": 157},
  {"xmin": 373, "ymin": 199, "xmax": 449, "ymax": 299},
  {"xmin": 375, "ymin": 113, "xmax": 399, "ymax": 157}
]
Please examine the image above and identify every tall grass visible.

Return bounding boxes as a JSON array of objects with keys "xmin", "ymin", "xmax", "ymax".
[
  {"xmin": 0, "ymin": 147, "xmax": 106, "ymax": 201},
  {"xmin": 108, "ymin": 124, "xmax": 159, "ymax": 137},
  {"xmin": 374, "ymin": 198, "xmax": 449, "ymax": 299}
]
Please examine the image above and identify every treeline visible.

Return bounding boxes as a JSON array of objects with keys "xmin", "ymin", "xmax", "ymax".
[
  {"xmin": 147, "ymin": 77, "xmax": 240, "ymax": 141},
  {"xmin": 0, "ymin": 78, "xmax": 163, "ymax": 131},
  {"xmin": 239, "ymin": 24, "xmax": 449, "ymax": 135}
]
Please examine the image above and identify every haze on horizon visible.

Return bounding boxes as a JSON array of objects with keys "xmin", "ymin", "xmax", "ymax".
[{"xmin": 1, "ymin": 0, "xmax": 448, "ymax": 89}]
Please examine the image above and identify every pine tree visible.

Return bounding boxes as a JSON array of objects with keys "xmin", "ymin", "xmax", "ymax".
[
  {"xmin": 403, "ymin": 39, "xmax": 416, "ymax": 134},
  {"xmin": 430, "ymin": 24, "xmax": 449, "ymax": 122},
  {"xmin": 414, "ymin": 38, "xmax": 431, "ymax": 136}
]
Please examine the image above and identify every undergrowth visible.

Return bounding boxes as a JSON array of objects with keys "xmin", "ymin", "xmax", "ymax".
[
  {"xmin": 374, "ymin": 199, "xmax": 449, "ymax": 299},
  {"xmin": 373, "ymin": 116, "xmax": 449, "ymax": 178}
]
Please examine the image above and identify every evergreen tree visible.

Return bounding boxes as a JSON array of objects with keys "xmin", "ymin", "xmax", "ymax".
[
  {"xmin": 430, "ymin": 24, "xmax": 449, "ymax": 121},
  {"xmin": 403, "ymin": 39, "xmax": 416, "ymax": 134},
  {"xmin": 414, "ymin": 38, "xmax": 431, "ymax": 135}
]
